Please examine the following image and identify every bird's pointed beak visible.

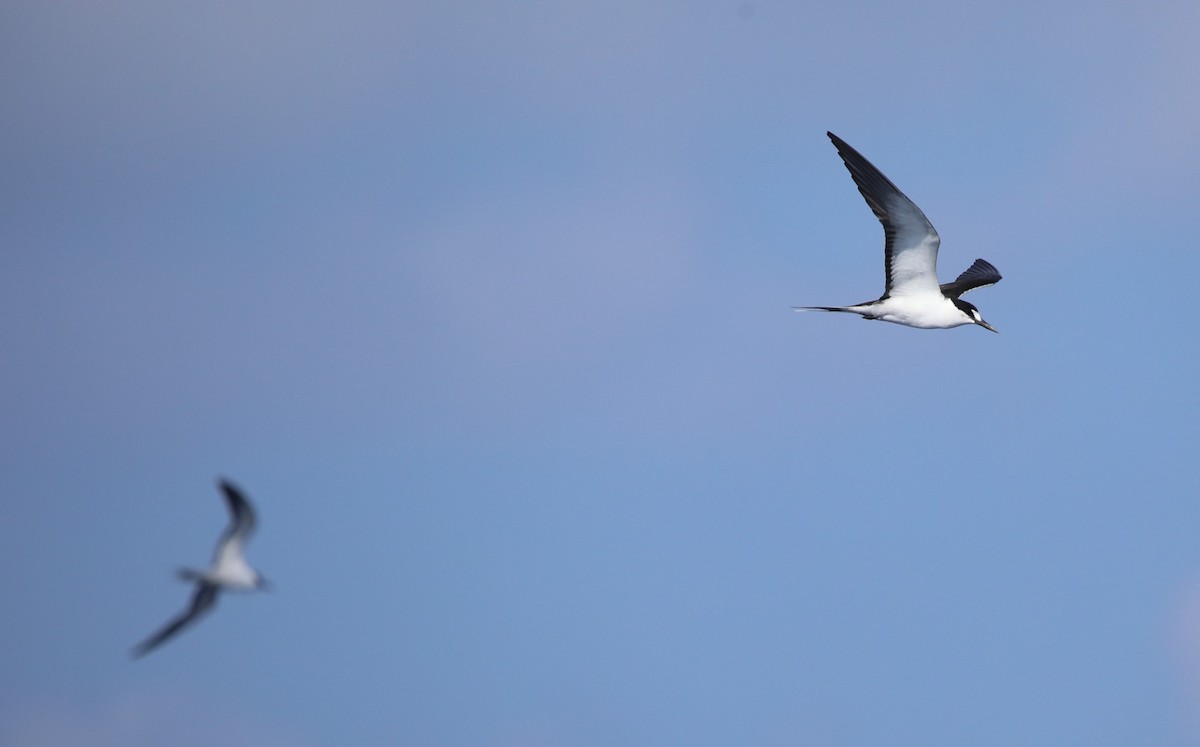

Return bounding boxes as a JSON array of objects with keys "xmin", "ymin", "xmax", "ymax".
[
  {"xmin": 977, "ymin": 319, "xmax": 998, "ymax": 333},
  {"xmin": 257, "ymin": 576, "xmax": 274, "ymax": 592}
]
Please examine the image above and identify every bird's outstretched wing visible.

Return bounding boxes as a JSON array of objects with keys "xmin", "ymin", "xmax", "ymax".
[
  {"xmin": 131, "ymin": 582, "xmax": 219, "ymax": 658},
  {"xmin": 827, "ymin": 132, "xmax": 941, "ymax": 298},
  {"xmin": 940, "ymin": 258, "xmax": 1002, "ymax": 299},
  {"xmin": 213, "ymin": 479, "xmax": 258, "ymax": 565}
]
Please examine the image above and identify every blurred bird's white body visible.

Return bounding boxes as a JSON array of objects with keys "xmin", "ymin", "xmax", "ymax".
[
  {"xmin": 180, "ymin": 551, "xmax": 259, "ymax": 590},
  {"xmin": 132, "ymin": 479, "xmax": 268, "ymax": 658}
]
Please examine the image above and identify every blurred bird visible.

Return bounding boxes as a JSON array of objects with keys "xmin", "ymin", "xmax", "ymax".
[
  {"xmin": 132, "ymin": 479, "xmax": 269, "ymax": 658},
  {"xmin": 796, "ymin": 131, "xmax": 1002, "ymax": 332}
]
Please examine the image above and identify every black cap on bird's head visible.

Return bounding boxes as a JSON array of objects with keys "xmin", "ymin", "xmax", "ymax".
[{"xmin": 953, "ymin": 298, "xmax": 997, "ymax": 333}]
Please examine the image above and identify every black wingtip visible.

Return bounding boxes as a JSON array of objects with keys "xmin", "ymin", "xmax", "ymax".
[
  {"xmin": 130, "ymin": 629, "xmax": 168, "ymax": 659},
  {"xmin": 216, "ymin": 477, "xmax": 253, "ymax": 524},
  {"xmin": 975, "ymin": 258, "xmax": 1002, "ymax": 281},
  {"xmin": 217, "ymin": 477, "xmax": 247, "ymax": 502}
]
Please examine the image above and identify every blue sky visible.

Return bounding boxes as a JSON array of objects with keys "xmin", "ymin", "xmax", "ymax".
[{"xmin": 3, "ymin": 1, "xmax": 1200, "ymax": 745}]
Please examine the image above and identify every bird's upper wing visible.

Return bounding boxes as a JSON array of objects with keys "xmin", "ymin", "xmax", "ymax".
[
  {"xmin": 213, "ymin": 479, "xmax": 258, "ymax": 564},
  {"xmin": 827, "ymin": 132, "xmax": 941, "ymax": 298},
  {"xmin": 939, "ymin": 258, "xmax": 1002, "ymax": 299},
  {"xmin": 131, "ymin": 582, "xmax": 219, "ymax": 658}
]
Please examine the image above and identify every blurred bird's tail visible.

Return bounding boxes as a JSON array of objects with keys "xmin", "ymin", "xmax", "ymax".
[{"xmin": 176, "ymin": 567, "xmax": 204, "ymax": 582}]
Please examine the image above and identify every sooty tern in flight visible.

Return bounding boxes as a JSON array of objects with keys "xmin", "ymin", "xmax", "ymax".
[
  {"xmin": 132, "ymin": 479, "xmax": 269, "ymax": 658},
  {"xmin": 795, "ymin": 132, "xmax": 1001, "ymax": 331}
]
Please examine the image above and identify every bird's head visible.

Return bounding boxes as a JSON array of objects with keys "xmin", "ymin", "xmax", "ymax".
[{"xmin": 954, "ymin": 299, "xmax": 997, "ymax": 333}]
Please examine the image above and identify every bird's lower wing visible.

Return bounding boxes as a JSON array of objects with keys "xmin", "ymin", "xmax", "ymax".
[{"xmin": 131, "ymin": 583, "xmax": 219, "ymax": 658}]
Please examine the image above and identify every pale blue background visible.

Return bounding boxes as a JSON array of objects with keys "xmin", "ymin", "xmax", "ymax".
[{"xmin": 3, "ymin": 2, "xmax": 1200, "ymax": 745}]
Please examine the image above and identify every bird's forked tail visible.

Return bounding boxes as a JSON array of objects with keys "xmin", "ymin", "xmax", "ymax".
[{"xmin": 792, "ymin": 306, "xmax": 856, "ymax": 314}]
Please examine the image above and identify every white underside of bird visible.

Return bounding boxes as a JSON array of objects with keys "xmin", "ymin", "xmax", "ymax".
[
  {"xmin": 836, "ymin": 293, "xmax": 978, "ymax": 329},
  {"xmin": 178, "ymin": 552, "xmax": 260, "ymax": 589}
]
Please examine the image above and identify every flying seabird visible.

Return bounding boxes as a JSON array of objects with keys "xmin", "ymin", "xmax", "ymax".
[
  {"xmin": 132, "ymin": 479, "xmax": 269, "ymax": 658},
  {"xmin": 795, "ymin": 131, "xmax": 1002, "ymax": 331}
]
